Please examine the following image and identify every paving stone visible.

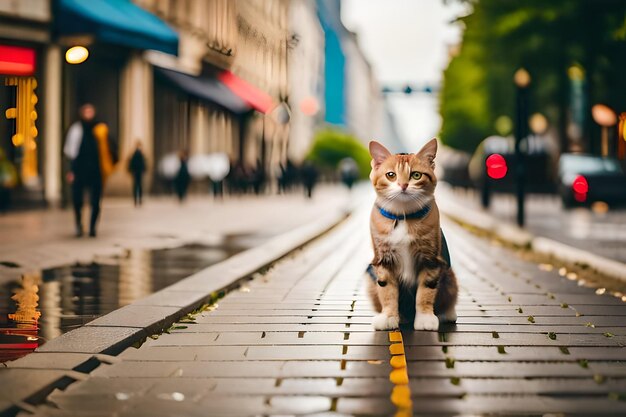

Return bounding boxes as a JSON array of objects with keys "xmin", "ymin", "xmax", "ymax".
[
  {"xmin": 47, "ymin": 391, "xmax": 135, "ymax": 413},
  {"xmin": 573, "ymin": 305, "xmax": 626, "ymax": 316},
  {"xmin": 119, "ymin": 397, "xmax": 220, "ymax": 417},
  {"xmin": 0, "ymin": 368, "xmax": 69, "ymax": 402},
  {"xmin": 165, "ymin": 323, "xmax": 374, "ymax": 333},
  {"xmin": 6, "ymin": 353, "xmax": 93, "ymax": 370},
  {"xmin": 159, "ymin": 361, "xmax": 285, "ymax": 378},
  {"xmin": 454, "ymin": 377, "xmax": 626, "ymax": 395},
  {"xmin": 208, "ymin": 309, "xmax": 372, "ymax": 317},
  {"xmin": 89, "ymin": 361, "xmax": 181, "ymax": 378},
  {"xmin": 281, "ymin": 360, "xmax": 392, "ymax": 378},
  {"xmin": 588, "ymin": 361, "xmax": 626, "ymax": 377},
  {"xmin": 147, "ymin": 378, "xmax": 217, "ymax": 400},
  {"xmin": 409, "ymin": 361, "xmax": 593, "ymax": 378},
  {"xmin": 336, "ymin": 397, "xmax": 396, "ymax": 415},
  {"xmin": 60, "ymin": 377, "xmax": 157, "ymax": 395},
  {"xmin": 567, "ymin": 347, "xmax": 626, "ymax": 360},
  {"xmin": 460, "ymin": 396, "xmax": 626, "ymax": 415},
  {"xmin": 85, "ymin": 305, "xmax": 183, "ymax": 331},
  {"xmin": 439, "ymin": 346, "xmax": 572, "ymax": 361},
  {"xmin": 464, "ymin": 306, "xmax": 580, "ymax": 316},
  {"xmin": 36, "ymin": 326, "xmax": 144, "ymax": 354},
  {"xmin": 423, "ymin": 332, "xmax": 623, "ymax": 347},
  {"xmin": 455, "ymin": 315, "xmax": 589, "ymax": 325},
  {"xmin": 264, "ymin": 395, "xmax": 333, "ymax": 414},
  {"xmin": 120, "ymin": 345, "xmax": 248, "ymax": 361},
  {"xmin": 17, "ymin": 406, "xmax": 115, "ymax": 417},
  {"xmin": 551, "ymin": 294, "xmax": 626, "ymax": 305},
  {"xmin": 131, "ymin": 289, "xmax": 208, "ymax": 308},
  {"xmin": 407, "ymin": 378, "xmax": 466, "ymax": 397},
  {"xmin": 448, "ymin": 324, "xmax": 623, "ymax": 334},
  {"xmin": 148, "ymin": 331, "xmax": 390, "ymax": 347},
  {"xmin": 243, "ymin": 345, "xmax": 390, "ymax": 361}
]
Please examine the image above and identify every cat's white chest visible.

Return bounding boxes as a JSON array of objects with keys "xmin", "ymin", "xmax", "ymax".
[{"xmin": 387, "ymin": 222, "xmax": 416, "ymax": 285}]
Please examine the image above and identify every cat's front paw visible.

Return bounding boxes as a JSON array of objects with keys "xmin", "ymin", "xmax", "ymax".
[
  {"xmin": 372, "ymin": 313, "xmax": 400, "ymax": 330},
  {"xmin": 414, "ymin": 313, "xmax": 439, "ymax": 331}
]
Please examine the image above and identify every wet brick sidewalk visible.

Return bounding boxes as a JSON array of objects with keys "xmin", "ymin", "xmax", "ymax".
[
  {"xmin": 15, "ymin": 208, "xmax": 626, "ymax": 416},
  {"xmin": 442, "ymin": 184, "xmax": 626, "ymax": 264},
  {"xmin": 0, "ymin": 185, "xmax": 352, "ymax": 283}
]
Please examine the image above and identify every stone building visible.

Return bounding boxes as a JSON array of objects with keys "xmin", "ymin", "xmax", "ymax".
[
  {"xmin": 136, "ymin": 0, "xmax": 290, "ymax": 191},
  {"xmin": 287, "ymin": 0, "xmax": 325, "ymax": 164}
]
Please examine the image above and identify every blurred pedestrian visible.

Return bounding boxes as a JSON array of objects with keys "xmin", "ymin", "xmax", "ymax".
[
  {"xmin": 226, "ymin": 161, "xmax": 246, "ymax": 195},
  {"xmin": 0, "ymin": 147, "xmax": 17, "ymax": 213},
  {"xmin": 301, "ymin": 161, "xmax": 318, "ymax": 199},
  {"xmin": 251, "ymin": 159, "xmax": 265, "ymax": 195},
  {"xmin": 128, "ymin": 141, "xmax": 147, "ymax": 206},
  {"xmin": 174, "ymin": 150, "xmax": 191, "ymax": 202},
  {"xmin": 64, "ymin": 104, "xmax": 114, "ymax": 237},
  {"xmin": 339, "ymin": 157, "xmax": 359, "ymax": 190},
  {"xmin": 277, "ymin": 159, "xmax": 298, "ymax": 193}
]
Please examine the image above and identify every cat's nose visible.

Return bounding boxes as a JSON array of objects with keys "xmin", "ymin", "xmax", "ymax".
[{"xmin": 399, "ymin": 183, "xmax": 408, "ymax": 191}]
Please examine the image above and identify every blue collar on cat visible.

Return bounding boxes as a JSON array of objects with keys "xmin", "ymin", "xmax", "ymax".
[{"xmin": 377, "ymin": 203, "xmax": 432, "ymax": 221}]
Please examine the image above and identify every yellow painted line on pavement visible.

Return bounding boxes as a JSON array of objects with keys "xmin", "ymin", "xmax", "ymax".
[{"xmin": 388, "ymin": 330, "xmax": 412, "ymax": 416}]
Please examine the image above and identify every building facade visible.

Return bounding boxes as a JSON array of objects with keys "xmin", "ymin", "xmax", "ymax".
[
  {"xmin": 3, "ymin": 0, "xmax": 396, "ymax": 208},
  {"xmin": 0, "ymin": 0, "xmax": 52, "ymax": 208},
  {"xmin": 134, "ymin": 0, "xmax": 291, "ymax": 192},
  {"xmin": 317, "ymin": 0, "xmax": 383, "ymax": 144},
  {"xmin": 287, "ymin": 0, "xmax": 325, "ymax": 164}
]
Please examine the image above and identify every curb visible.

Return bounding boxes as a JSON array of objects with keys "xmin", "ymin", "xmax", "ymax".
[
  {"xmin": 1, "ymin": 208, "xmax": 350, "ymax": 414},
  {"xmin": 438, "ymin": 191, "xmax": 626, "ymax": 282}
]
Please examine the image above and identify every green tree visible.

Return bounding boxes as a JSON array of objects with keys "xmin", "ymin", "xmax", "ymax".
[
  {"xmin": 306, "ymin": 129, "xmax": 371, "ymax": 178},
  {"xmin": 440, "ymin": 0, "xmax": 626, "ymax": 154}
]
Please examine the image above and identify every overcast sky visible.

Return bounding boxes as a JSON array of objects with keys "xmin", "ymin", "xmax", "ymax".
[{"xmin": 342, "ymin": 0, "xmax": 467, "ymax": 149}]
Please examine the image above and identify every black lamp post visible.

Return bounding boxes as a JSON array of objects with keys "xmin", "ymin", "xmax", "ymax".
[{"xmin": 514, "ymin": 68, "xmax": 531, "ymax": 227}]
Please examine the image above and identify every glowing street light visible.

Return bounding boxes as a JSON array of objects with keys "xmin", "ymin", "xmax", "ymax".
[
  {"xmin": 514, "ymin": 68, "xmax": 531, "ymax": 89},
  {"xmin": 529, "ymin": 113, "xmax": 548, "ymax": 135},
  {"xmin": 65, "ymin": 46, "xmax": 89, "ymax": 64},
  {"xmin": 591, "ymin": 104, "xmax": 617, "ymax": 157}
]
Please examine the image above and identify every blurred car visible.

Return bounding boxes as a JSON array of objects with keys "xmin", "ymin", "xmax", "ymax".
[
  {"xmin": 469, "ymin": 135, "xmax": 558, "ymax": 194},
  {"xmin": 558, "ymin": 153, "xmax": 626, "ymax": 208}
]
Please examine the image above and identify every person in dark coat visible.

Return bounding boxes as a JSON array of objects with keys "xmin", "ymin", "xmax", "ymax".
[
  {"xmin": 128, "ymin": 141, "xmax": 147, "ymax": 206},
  {"xmin": 64, "ymin": 104, "xmax": 114, "ymax": 237},
  {"xmin": 251, "ymin": 159, "xmax": 265, "ymax": 195},
  {"xmin": 174, "ymin": 150, "xmax": 191, "ymax": 202},
  {"xmin": 300, "ymin": 161, "xmax": 318, "ymax": 199},
  {"xmin": 339, "ymin": 157, "xmax": 359, "ymax": 190}
]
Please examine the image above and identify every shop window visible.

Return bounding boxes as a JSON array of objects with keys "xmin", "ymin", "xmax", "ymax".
[{"xmin": 1, "ymin": 76, "xmax": 39, "ymax": 188}]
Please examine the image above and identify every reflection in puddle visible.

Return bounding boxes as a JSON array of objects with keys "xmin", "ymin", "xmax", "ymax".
[
  {"xmin": 0, "ymin": 274, "xmax": 42, "ymax": 362},
  {"xmin": 1, "ymin": 240, "xmax": 249, "ymax": 363}
]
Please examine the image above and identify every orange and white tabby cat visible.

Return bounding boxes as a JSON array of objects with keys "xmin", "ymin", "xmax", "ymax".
[{"xmin": 366, "ymin": 138, "xmax": 458, "ymax": 331}]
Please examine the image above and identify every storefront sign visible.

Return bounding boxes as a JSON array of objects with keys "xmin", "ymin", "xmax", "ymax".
[{"xmin": 0, "ymin": 45, "xmax": 36, "ymax": 76}]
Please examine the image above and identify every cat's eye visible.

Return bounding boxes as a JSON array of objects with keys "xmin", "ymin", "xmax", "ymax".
[
  {"xmin": 410, "ymin": 171, "xmax": 423, "ymax": 180},
  {"xmin": 385, "ymin": 172, "xmax": 396, "ymax": 180}
]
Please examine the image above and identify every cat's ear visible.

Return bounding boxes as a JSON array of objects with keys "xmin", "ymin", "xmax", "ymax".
[
  {"xmin": 369, "ymin": 141, "xmax": 391, "ymax": 168},
  {"xmin": 417, "ymin": 138, "xmax": 438, "ymax": 168}
]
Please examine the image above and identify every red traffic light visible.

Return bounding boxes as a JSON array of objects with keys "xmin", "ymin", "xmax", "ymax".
[
  {"xmin": 572, "ymin": 175, "xmax": 588, "ymax": 194},
  {"xmin": 486, "ymin": 153, "xmax": 507, "ymax": 179},
  {"xmin": 572, "ymin": 175, "xmax": 588, "ymax": 202}
]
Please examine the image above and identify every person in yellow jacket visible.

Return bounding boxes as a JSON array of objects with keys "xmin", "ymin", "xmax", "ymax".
[{"xmin": 63, "ymin": 104, "xmax": 115, "ymax": 237}]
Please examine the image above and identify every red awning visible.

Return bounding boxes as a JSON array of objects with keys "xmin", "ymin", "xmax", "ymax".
[
  {"xmin": 218, "ymin": 70, "xmax": 274, "ymax": 114},
  {"xmin": 0, "ymin": 45, "xmax": 36, "ymax": 76}
]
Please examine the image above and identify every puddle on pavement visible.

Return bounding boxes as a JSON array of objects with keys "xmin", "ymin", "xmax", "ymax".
[{"xmin": 0, "ymin": 235, "xmax": 257, "ymax": 363}]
